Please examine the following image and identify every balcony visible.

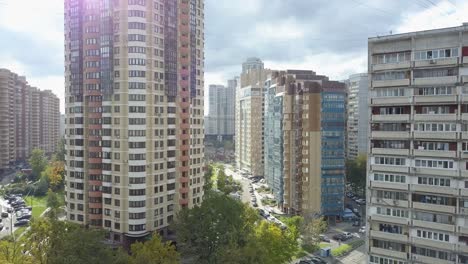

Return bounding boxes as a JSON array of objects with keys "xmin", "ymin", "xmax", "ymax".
[
  {"xmin": 413, "ymin": 113, "xmax": 457, "ymax": 122},
  {"xmin": 412, "ymin": 184, "xmax": 457, "ymax": 196},
  {"xmin": 371, "ymin": 214, "xmax": 409, "ymax": 225},
  {"xmin": 411, "ymin": 254, "xmax": 454, "ymax": 264},
  {"xmin": 180, "ymin": 123, "xmax": 190, "ymax": 129},
  {"xmin": 371, "ymin": 131, "xmax": 410, "ymax": 139},
  {"xmin": 180, "ymin": 68, "xmax": 189, "ymax": 77},
  {"xmin": 370, "ymin": 181, "xmax": 408, "ymax": 191},
  {"xmin": 413, "ymin": 131, "xmax": 457, "ymax": 140},
  {"xmin": 372, "ymin": 197, "xmax": 409, "ymax": 208},
  {"xmin": 179, "ymin": 198, "xmax": 189, "ymax": 205},
  {"xmin": 180, "ymin": 155, "xmax": 189, "ymax": 162},
  {"xmin": 458, "ymin": 243, "xmax": 468, "ymax": 254},
  {"xmin": 458, "ymin": 207, "xmax": 468, "ymax": 216},
  {"xmin": 179, "ymin": 187, "xmax": 189, "ymax": 194},
  {"xmin": 180, "ymin": 57, "xmax": 189, "ymax": 66},
  {"xmin": 179, "ymin": 177, "xmax": 189, "ymax": 183},
  {"xmin": 459, "ymin": 226, "xmax": 468, "ymax": 235},
  {"xmin": 179, "ymin": 24, "xmax": 189, "ymax": 34},
  {"xmin": 369, "ymin": 247, "xmax": 407, "ymax": 260},
  {"xmin": 412, "ymin": 237, "xmax": 455, "ymax": 251},
  {"xmin": 373, "ymin": 79, "xmax": 410, "ymax": 88},
  {"xmin": 180, "ymin": 101, "xmax": 190, "ymax": 108},
  {"xmin": 180, "ymin": 144, "xmax": 190, "ymax": 151},
  {"xmin": 464, "ymin": 56, "xmax": 468, "ymax": 64},
  {"xmin": 412, "ymin": 202, "xmax": 455, "ymax": 214},
  {"xmin": 370, "ymin": 230, "xmax": 408, "ymax": 243},
  {"xmin": 371, "ymin": 96, "xmax": 411, "ymax": 106},
  {"xmin": 371, "ymin": 165, "xmax": 408, "ymax": 174},
  {"xmin": 414, "ymin": 167, "xmax": 457, "ymax": 177},
  {"xmin": 413, "ymin": 149, "xmax": 457, "ymax": 159},
  {"xmin": 414, "ymin": 57, "xmax": 458, "ymax": 68},
  {"xmin": 180, "ymin": 134, "xmax": 190, "ymax": 140},
  {"xmin": 372, "ymin": 61, "xmax": 411, "ymax": 71},
  {"xmin": 413, "ymin": 76, "xmax": 458, "ymax": 86},
  {"xmin": 372, "ymin": 148, "xmax": 409, "ymax": 156},
  {"xmin": 372, "ymin": 114, "xmax": 410, "ymax": 122},
  {"xmin": 180, "ymin": 35, "xmax": 189, "ymax": 44},
  {"xmin": 88, "ymin": 191, "xmax": 102, "ymax": 198},
  {"xmin": 414, "ymin": 95, "xmax": 457, "ymax": 104},
  {"xmin": 412, "ymin": 219, "xmax": 455, "ymax": 232},
  {"xmin": 180, "ymin": 79, "xmax": 189, "ymax": 88}
]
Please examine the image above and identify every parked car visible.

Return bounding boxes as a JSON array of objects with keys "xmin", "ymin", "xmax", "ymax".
[
  {"xmin": 17, "ymin": 214, "xmax": 32, "ymax": 220},
  {"xmin": 352, "ymin": 220, "xmax": 360, "ymax": 227},
  {"xmin": 6, "ymin": 207, "xmax": 13, "ymax": 213},
  {"xmin": 342, "ymin": 232, "xmax": 353, "ymax": 240},
  {"xmin": 0, "ymin": 223, "xmax": 4, "ymax": 230},
  {"xmin": 252, "ymin": 202, "xmax": 258, "ymax": 207},
  {"xmin": 1, "ymin": 212, "xmax": 8, "ymax": 218},
  {"xmin": 332, "ymin": 234, "xmax": 345, "ymax": 241},
  {"xmin": 14, "ymin": 219, "xmax": 29, "ymax": 227},
  {"xmin": 356, "ymin": 199, "xmax": 366, "ymax": 205},
  {"xmin": 359, "ymin": 226, "xmax": 366, "ymax": 233},
  {"xmin": 319, "ymin": 234, "xmax": 330, "ymax": 242},
  {"xmin": 309, "ymin": 257, "xmax": 327, "ymax": 264}
]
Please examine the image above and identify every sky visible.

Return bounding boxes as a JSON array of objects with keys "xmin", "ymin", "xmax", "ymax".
[{"xmin": 0, "ymin": 0, "xmax": 466, "ymax": 113}]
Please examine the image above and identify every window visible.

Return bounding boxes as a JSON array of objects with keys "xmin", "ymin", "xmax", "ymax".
[
  {"xmin": 373, "ymin": 51, "xmax": 411, "ymax": 64},
  {"xmin": 417, "ymin": 176, "xmax": 450, "ymax": 187},
  {"xmin": 128, "ymin": 10, "xmax": 145, "ymax": 17},
  {"xmin": 129, "ymin": 70, "xmax": 146, "ymax": 77},
  {"xmin": 420, "ymin": 106, "xmax": 451, "ymax": 114},
  {"xmin": 373, "ymin": 71, "xmax": 408, "ymax": 81},
  {"xmin": 414, "ymin": 48, "xmax": 459, "ymax": 60},
  {"xmin": 129, "ymin": 200, "xmax": 146, "ymax": 207},
  {"xmin": 415, "ymin": 86, "xmax": 455, "ymax": 96},
  {"xmin": 373, "ymin": 173, "xmax": 406, "ymax": 183},
  {"xmin": 128, "ymin": 0, "xmax": 145, "ymax": 5},
  {"xmin": 414, "ymin": 123, "xmax": 456, "ymax": 132},
  {"xmin": 374, "ymin": 156, "xmax": 406, "ymax": 166},
  {"xmin": 373, "ymin": 87, "xmax": 406, "ymax": 97},
  {"xmin": 415, "ymin": 159, "xmax": 454, "ymax": 169},
  {"xmin": 376, "ymin": 207, "xmax": 409, "ymax": 218},
  {"xmin": 128, "ymin": 34, "xmax": 146, "ymax": 42},
  {"xmin": 414, "ymin": 68, "xmax": 458, "ymax": 78},
  {"xmin": 128, "ymin": 22, "xmax": 146, "ymax": 30}
]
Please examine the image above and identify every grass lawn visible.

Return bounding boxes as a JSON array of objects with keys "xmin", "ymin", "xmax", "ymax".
[
  {"xmin": 13, "ymin": 226, "xmax": 26, "ymax": 237},
  {"xmin": 319, "ymin": 242, "xmax": 331, "ymax": 249},
  {"xmin": 25, "ymin": 195, "xmax": 47, "ymax": 218}
]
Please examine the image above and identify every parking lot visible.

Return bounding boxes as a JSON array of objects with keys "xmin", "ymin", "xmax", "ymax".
[{"xmin": 0, "ymin": 194, "xmax": 32, "ymax": 239}]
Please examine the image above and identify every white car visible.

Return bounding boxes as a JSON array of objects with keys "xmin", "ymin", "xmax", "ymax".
[{"xmin": 359, "ymin": 226, "xmax": 366, "ymax": 233}]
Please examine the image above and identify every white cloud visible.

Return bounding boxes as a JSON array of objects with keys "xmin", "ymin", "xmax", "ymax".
[
  {"xmin": 254, "ymin": 19, "xmax": 305, "ymax": 41},
  {"xmin": 396, "ymin": 1, "xmax": 465, "ymax": 33}
]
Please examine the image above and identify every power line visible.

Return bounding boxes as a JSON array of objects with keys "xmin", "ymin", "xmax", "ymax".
[{"xmin": 348, "ymin": 0, "xmax": 396, "ymax": 18}]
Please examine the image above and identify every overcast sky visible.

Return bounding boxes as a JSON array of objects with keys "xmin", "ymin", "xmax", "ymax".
[{"xmin": 0, "ymin": 0, "xmax": 466, "ymax": 113}]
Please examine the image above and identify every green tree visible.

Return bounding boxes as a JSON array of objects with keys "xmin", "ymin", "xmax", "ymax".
[
  {"xmin": 346, "ymin": 154, "xmax": 367, "ymax": 196},
  {"xmin": 41, "ymin": 161, "xmax": 65, "ymax": 191},
  {"xmin": 129, "ymin": 234, "xmax": 179, "ymax": 264},
  {"xmin": 0, "ymin": 240, "xmax": 33, "ymax": 264},
  {"xmin": 46, "ymin": 189, "xmax": 61, "ymax": 219},
  {"xmin": 54, "ymin": 138, "xmax": 66, "ymax": 162},
  {"xmin": 301, "ymin": 217, "xmax": 328, "ymax": 247},
  {"xmin": 173, "ymin": 192, "xmax": 258, "ymax": 264},
  {"xmin": 203, "ymin": 165, "xmax": 214, "ymax": 192},
  {"xmin": 28, "ymin": 148, "xmax": 48, "ymax": 180},
  {"xmin": 25, "ymin": 218, "xmax": 128, "ymax": 264}
]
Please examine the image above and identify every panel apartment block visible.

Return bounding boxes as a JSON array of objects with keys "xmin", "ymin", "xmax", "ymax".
[
  {"xmin": 367, "ymin": 23, "xmax": 468, "ymax": 264},
  {"xmin": 64, "ymin": 0, "xmax": 205, "ymax": 245}
]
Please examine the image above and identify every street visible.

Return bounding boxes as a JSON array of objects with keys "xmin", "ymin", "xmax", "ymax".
[{"xmin": 0, "ymin": 197, "xmax": 18, "ymax": 239}]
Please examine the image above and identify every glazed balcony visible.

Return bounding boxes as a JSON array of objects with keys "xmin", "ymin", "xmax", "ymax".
[
  {"xmin": 180, "ymin": 144, "xmax": 190, "ymax": 151},
  {"xmin": 180, "ymin": 57, "xmax": 189, "ymax": 66},
  {"xmin": 370, "ymin": 181, "xmax": 408, "ymax": 191},
  {"xmin": 413, "ymin": 131, "xmax": 457, "ymax": 140},
  {"xmin": 180, "ymin": 155, "xmax": 189, "ymax": 162},
  {"xmin": 412, "ymin": 149, "xmax": 457, "ymax": 158},
  {"xmin": 412, "ymin": 184, "xmax": 457, "ymax": 196},
  {"xmin": 411, "ymin": 254, "xmax": 454, "ymax": 264},
  {"xmin": 180, "ymin": 68, "xmax": 189, "ymax": 77},
  {"xmin": 371, "ymin": 96, "xmax": 412, "ymax": 106},
  {"xmin": 180, "ymin": 134, "xmax": 190, "ymax": 140},
  {"xmin": 180, "ymin": 123, "xmax": 190, "ymax": 129},
  {"xmin": 89, "ymin": 214, "xmax": 102, "ymax": 220},
  {"xmin": 370, "ymin": 214, "xmax": 409, "ymax": 225},
  {"xmin": 180, "ymin": 47, "xmax": 189, "ymax": 56}
]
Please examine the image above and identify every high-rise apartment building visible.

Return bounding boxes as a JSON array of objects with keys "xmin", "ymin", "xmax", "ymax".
[
  {"xmin": 0, "ymin": 69, "xmax": 60, "ymax": 171},
  {"xmin": 242, "ymin": 57, "xmax": 264, "ymax": 73},
  {"xmin": 263, "ymin": 70, "xmax": 345, "ymax": 219},
  {"xmin": 345, "ymin": 73, "xmax": 369, "ymax": 160},
  {"xmin": 205, "ymin": 82, "xmax": 235, "ymax": 140},
  {"xmin": 367, "ymin": 24, "xmax": 468, "ymax": 264},
  {"xmin": 235, "ymin": 58, "xmax": 269, "ymax": 176},
  {"xmin": 64, "ymin": 0, "xmax": 205, "ymax": 245}
]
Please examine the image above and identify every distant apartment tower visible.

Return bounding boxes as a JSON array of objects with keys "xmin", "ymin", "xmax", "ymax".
[
  {"xmin": 367, "ymin": 24, "xmax": 468, "ymax": 264},
  {"xmin": 205, "ymin": 83, "xmax": 235, "ymax": 140},
  {"xmin": 0, "ymin": 69, "xmax": 60, "ymax": 171},
  {"xmin": 242, "ymin": 57, "xmax": 264, "ymax": 73},
  {"xmin": 263, "ymin": 70, "xmax": 345, "ymax": 219},
  {"xmin": 64, "ymin": 0, "xmax": 205, "ymax": 245},
  {"xmin": 235, "ymin": 58, "xmax": 269, "ymax": 176},
  {"xmin": 345, "ymin": 73, "xmax": 369, "ymax": 160}
]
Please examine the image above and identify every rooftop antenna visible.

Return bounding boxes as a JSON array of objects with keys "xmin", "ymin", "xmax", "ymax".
[{"xmin": 389, "ymin": 30, "xmax": 393, "ymax": 35}]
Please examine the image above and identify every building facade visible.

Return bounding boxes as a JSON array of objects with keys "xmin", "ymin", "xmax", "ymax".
[
  {"xmin": 0, "ymin": 69, "xmax": 60, "ymax": 171},
  {"xmin": 263, "ymin": 70, "xmax": 346, "ymax": 220},
  {"xmin": 235, "ymin": 60, "xmax": 269, "ymax": 176},
  {"xmin": 367, "ymin": 24, "xmax": 468, "ymax": 264},
  {"xmin": 345, "ymin": 73, "xmax": 369, "ymax": 160},
  {"xmin": 64, "ymin": 0, "xmax": 205, "ymax": 245},
  {"xmin": 264, "ymin": 76, "xmax": 284, "ymax": 205},
  {"xmin": 242, "ymin": 57, "xmax": 264, "ymax": 73},
  {"xmin": 205, "ymin": 83, "xmax": 235, "ymax": 140}
]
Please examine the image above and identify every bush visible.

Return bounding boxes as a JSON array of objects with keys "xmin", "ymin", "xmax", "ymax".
[{"xmin": 331, "ymin": 240, "xmax": 365, "ymax": 257}]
